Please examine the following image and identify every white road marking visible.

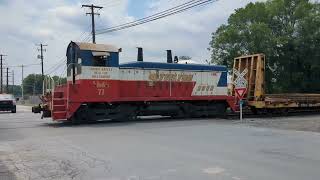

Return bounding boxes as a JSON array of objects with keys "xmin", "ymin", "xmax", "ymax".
[
  {"xmin": 16, "ymin": 105, "xmax": 32, "ymax": 112},
  {"xmin": 232, "ymin": 176, "xmax": 242, "ymax": 180},
  {"xmin": 203, "ymin": 167, "xmax": 225, "ymax": 175}
]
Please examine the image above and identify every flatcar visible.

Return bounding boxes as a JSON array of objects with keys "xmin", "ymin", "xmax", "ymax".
[
  {"xmin": 33, "ymin": 42, "xmax": 237, "ymax": 123},
  {"xmin": 231, "ymin": 54, "xmax": 320, "ymax": 114}
]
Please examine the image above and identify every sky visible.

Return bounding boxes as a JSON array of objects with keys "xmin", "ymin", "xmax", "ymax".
[{"xmin": 0, "ymin": 0, "xmax": 262, "ymax": 84}]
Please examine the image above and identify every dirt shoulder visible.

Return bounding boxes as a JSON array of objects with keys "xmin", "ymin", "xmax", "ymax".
[
  {"xmin": 0, "ymin": 159, "xmax": 16, "ymax": 180},
  {"xmin": 245, "ymin": 114, "xmax": 320, "ymax": 133}
]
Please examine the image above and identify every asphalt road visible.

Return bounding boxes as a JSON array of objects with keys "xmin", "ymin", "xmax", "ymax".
[{"xmin": 0, "ymin": 106, "xmax": 320, "ymax": 180}]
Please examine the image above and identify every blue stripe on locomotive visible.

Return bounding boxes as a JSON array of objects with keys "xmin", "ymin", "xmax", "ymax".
[
  {"xmin": 217, "ymin": 71, "xmax": 227, "ymax": 87},
  {"xmin": 119, "ymin": 61, "xmax": 226, "ymax": 71}
]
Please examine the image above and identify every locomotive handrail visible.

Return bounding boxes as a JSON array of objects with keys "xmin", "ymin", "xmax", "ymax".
[
  {"xmin": 66, "ymin": 63, "xmax": 78, "ymax": 70},
  {"xmin": 43, "ymin": 76, "xmax": 55, "ymax": 93},
  {"xmin": 67, "ymin": 63, "xmax": 80, "ymax": 84},
  {"xmin": 66, "ymin": 63, "xmax": 79, "ymax": 113}
]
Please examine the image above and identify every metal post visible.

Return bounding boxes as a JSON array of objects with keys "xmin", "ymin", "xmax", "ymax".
[{"xmin": 240, "ymin": 100, "xmax": 243, "ymax": 122}]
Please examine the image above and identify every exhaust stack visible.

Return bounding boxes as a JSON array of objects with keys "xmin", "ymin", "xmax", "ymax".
[
  {"xmin": 174, "ymin": 56, "xmax": 179, "ymax": 63},
  {"xmin": 137, "ymin": 47, "xmax": 143, "ymax": 62},
  {"xmin": 166, "ymin": 50, "xmax": 173, "ymax": 63}
]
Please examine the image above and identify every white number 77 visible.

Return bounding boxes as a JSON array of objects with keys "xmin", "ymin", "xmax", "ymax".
[{"xmin": 98, "ymin": 89, "xmax": 105, "ymax": 96}]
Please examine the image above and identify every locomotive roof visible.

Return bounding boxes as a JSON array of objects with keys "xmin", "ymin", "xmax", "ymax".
[
  {"xmin": 119, "ymin": 61, "xmax": 227, "ymax": 71},
  {"xmin": 71, "ymin": 42, "xmax": 119, "ymax": 52}
]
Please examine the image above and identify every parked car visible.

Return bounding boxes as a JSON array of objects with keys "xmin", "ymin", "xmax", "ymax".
[{"xmin": 0, "ymin": 94, "xmax": 17, "ymax": 113}]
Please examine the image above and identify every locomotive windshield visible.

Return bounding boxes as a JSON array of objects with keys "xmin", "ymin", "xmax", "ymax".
[{"xmin": 92, "ymin": 52, "xmax": 110, "ymax": 67}]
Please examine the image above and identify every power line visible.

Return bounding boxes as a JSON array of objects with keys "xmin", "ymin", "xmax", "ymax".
[
  {"xmin": 43, "ymin": 22, "xmax": 94, "ymax": 75},
  {"xmin": 96, "ymin": 0, "xmax": 217, "ymax": 34},
  {"xmin": 98, "ymin": 0, "xmax": 203, "ymax": 31},
  {"xmin": 44, "ymin": 28, "xmax": 94, "ymax": 76},
  {"xmin": 45, "ymin": 59, "xmax": 66, "ymax": 76},
  {"xmin": 76, "ymin": 26, "xmax": 92, "ymax": 41},
  {"xmin": 97, "ymin": 0, "xmax": 215, "ymax": 34},
  {"xmin": 8, "ymin": 63, "xmax": 41, "ymax": 68},
  {"xmin": 44, "ymin": 27, "xmax": 92, "ymax": 76}
]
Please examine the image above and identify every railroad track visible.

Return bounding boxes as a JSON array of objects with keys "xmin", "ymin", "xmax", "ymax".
[{"xmin": 226, "ymin": 109, "xmax": 320, "ymax": 120}]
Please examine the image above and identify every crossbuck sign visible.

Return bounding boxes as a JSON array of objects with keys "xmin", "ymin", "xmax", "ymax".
[{"xmin": 233, "ymin": 68, "xmax": 248, "ymax": 88}]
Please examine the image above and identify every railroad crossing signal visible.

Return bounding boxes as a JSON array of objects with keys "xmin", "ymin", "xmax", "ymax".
[
  {"xmin": 234, "ymin": 68, "xmax": 248, "ymax": 88},
  {"xmin": 233, "ymin": 68, "xmax": 248, "ymax": 100},
  {"xmin": 233, "ymin": 68, "xmax": 248, "ymax": 122}
]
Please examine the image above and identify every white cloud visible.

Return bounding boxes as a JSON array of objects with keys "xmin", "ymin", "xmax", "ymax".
[{"xmin": 0, "ymin": 0, "xmax": 261, "ymax": 84}]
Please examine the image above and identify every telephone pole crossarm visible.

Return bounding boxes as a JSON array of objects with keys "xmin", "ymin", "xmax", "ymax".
[{"xmin": 82, "ymin": 4, "xmax": 103, "ymax": 44}]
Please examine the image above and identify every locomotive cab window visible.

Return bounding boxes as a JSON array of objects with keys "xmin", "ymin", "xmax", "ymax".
[
  {"xmin": 67, "ymin": 57, "xmax": 82, "ymax": 76},
  {"xmin": 92, "ymin": 51, "xmax": 109, "ymax": 67}
]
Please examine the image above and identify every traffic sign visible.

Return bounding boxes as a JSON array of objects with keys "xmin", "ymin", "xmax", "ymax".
[
  {"xmin": 233, "ymin": 69, "xmax": 248, "ymax": 88},
  {"xmin": 233, "ymin": 68, "xmax": 248, "ymax": 99},
  {"xmin": 235, "ymin": 87, "xmax": 247, "ymax": 99}
]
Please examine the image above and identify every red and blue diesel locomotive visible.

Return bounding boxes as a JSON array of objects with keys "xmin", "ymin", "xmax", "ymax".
[{"xmin": 34, "ymin": 42, "xmax": 237, "ymax": 122}]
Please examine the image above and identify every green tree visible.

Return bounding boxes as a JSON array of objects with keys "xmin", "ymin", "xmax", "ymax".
[
  {"xmin": 52, "ymin": 75, "xmax": 67, "ymax": 85},
  {"xmin": 23, "ymin": 74, "xmax": 67, "ymax": 95},
  {"xmin": 209, "ymin": 0, "xmax": 320, "ymax": 93},
  {"xmin": 4, "ymin": 85, "xmax": 22, "ymax": 97},
  {"xmin": 23, "ymin": 74, "xmax": 43, "ymax": 95},
  {"xmin": 11, "ymin": 85, "xmax": 22, "ymax": 97}
]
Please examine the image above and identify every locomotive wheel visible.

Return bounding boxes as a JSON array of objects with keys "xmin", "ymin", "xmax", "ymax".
[
  {"xmin": 112, "ymin": 105, "xmax": 137, "ymax": 121},
  {"xmin": 280, "ymin": 108, "xmax": 289, "ymax": 116},
  {"xmin": 70, "ymin": 105, "xmax": 91, "ymax": 124},
  {"xmin": 251, "ymin": 107, "xmax": 258, "ymax": 115},
  {"xmin": 70, "ymin": 116, "xmax": 80, "ymax": 125},
  {"xmin": 171, "ymin": 106, "xmax": 186, "ymax": 119},
  {"xmin": 266, "ymin": 109, "xmax": 274, "ymax": 117}
]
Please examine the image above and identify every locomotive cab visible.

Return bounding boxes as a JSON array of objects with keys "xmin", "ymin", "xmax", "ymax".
[{"xmin": 66, "ymin": 41, "xmax": 120, "ymax": 82}]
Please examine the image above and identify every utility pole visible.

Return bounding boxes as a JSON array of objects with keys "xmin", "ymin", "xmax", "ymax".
[
  {"xmin": 37, "ymin": 43, "xmax": 47, "ymax": 95},
  {"xmin": 82, "ymin": 4, "xmax": 103, "ymax": 44},
  {"xmin": 20, "ymin": 65, "xmax": 24, "ymax": 100},
  {"xmin": 6, "ymin": 67, "xmax": 9, "ymax": 93},
  {"xmin": 12, "ymin": 70, "xmax": 14, "ymax": 94},
  {"xmin": 0, "ymin": 54, "xmax": 7, "ymax": 94},
  {"xmin": 33, "ymin": 74, "xmax": 36, "ymax": 96}
]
